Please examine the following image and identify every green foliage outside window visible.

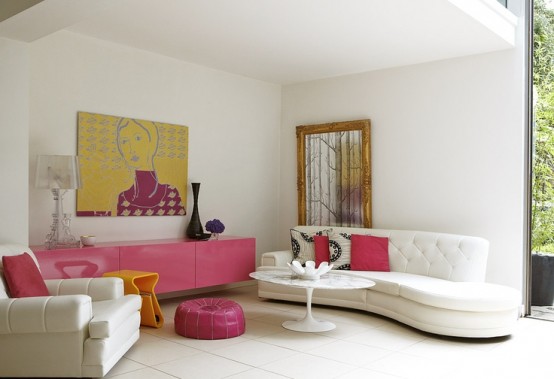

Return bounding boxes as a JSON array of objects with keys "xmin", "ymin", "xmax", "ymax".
[{"xmin": 532, "ymin": 0, "xmax": 554, "ymax": 253}]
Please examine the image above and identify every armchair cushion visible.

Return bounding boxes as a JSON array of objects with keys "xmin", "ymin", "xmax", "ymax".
[
  {"xmin": 2, "ymin": 253, "xmax": 49, "ymax": 298},
  {"xmin": 89, "ymin": 294, "xmax": 141, "ymax": 338}
]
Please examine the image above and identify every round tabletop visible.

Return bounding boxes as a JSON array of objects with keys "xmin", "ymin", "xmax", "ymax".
[{"xmin": 249, "ymin": 270, "xmax": 375, "ymax": 290}]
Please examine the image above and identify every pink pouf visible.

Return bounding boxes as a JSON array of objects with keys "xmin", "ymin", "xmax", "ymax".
[{"xmin": 174, "ymin": 298, "xmax": 245, "ymax": 339}]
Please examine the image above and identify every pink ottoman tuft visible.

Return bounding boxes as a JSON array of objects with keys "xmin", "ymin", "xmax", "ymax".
[{"xmin": 174, "ymin": 298, "xmax": 245, "ymax": 339}]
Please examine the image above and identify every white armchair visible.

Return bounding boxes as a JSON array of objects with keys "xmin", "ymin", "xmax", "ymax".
[{"xmin": 0, "ymin": 244, "xmax": 141, "ymax": 378}]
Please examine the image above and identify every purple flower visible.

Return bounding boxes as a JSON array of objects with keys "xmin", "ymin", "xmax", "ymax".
[{"xmin": 205, "ymin": 219, "xmax": 225, "ymax": 234}]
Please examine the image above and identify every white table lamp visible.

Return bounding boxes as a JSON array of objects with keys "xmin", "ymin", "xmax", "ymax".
[{"xmin": 35, "ymin": 155, "xmax": 82, "ymax": 249}]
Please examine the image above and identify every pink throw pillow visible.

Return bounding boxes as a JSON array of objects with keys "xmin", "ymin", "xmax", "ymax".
[
  {"xmin": 2, "ymin": 253, "xmax": 49, "ymax": 297},
  {"xmin": 350, "ymin": 234, "xmax": 390, "ymax": 271},
  {"xmin": 313, "ymin": 235, "xmax": 330, "ymax": 267}
]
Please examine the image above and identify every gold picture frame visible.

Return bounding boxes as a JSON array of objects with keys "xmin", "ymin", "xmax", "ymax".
[{"xmin": 296, "ymin": 119, "xmax": 371, "ymax": 227}]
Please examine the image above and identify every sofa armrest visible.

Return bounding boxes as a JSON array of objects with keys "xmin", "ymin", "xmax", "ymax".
[
  {"xmin": 261, "ymin": 250, "xmax": 293, "ymax": 267},
  {"xmin": 0, "ymin": 295, "xmax": 92, "ymax": 334},
  {"xmin": 45, "ymin": 277, "xmax": 124, "ymax": 301}
]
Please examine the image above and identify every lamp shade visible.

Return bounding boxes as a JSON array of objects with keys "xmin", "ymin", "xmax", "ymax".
[{"xmin": 35, "ymin": 155, "xmax": 82, "ymax": 189}]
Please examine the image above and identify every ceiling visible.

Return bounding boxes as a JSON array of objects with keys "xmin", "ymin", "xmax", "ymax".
[{"xmin": 0, "ymin": 0, "xmax": 517, "ymax": 84}]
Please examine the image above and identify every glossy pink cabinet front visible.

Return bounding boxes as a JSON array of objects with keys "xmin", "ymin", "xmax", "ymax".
[
  {"xmin": 119, "ymin": 242, "xmax": 196, "ymax": 293},
  {"xmin": 33, "ymin": 246, "xmax": 119, "ymax": 279},
  {"xmin": 33, "ymin": 236, "xmax": 255, "ymax": 294},
  {"xmin": 196, "ymin": 238, "xmax": 256, "ymax": 287}
]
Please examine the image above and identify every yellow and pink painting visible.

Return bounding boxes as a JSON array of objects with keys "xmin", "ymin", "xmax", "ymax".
[{"xmin": 77, "ymin": 112, "xmax": 188, "ymax": 217}]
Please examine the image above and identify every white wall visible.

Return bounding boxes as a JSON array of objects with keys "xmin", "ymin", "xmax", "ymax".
[
  {"xmin": 281, "ymin": 48, "xmax": 525, "ymax": 289},
  {"xmin": 0, "ymin": 38, "xmax": 29, "ymax": 245},
  {"xmin": 28, "ymin": 31, "xmax": 281, "ymax": 257}
]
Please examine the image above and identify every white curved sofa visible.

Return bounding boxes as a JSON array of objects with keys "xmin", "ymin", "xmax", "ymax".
[{"xmin": 256, "ymin": 226, "xmax": 522, "ymax": 338}]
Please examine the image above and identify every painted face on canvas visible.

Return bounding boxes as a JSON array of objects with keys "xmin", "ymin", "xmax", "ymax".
[{"xmin": 117, "ymin": 120, "xmax": 156, "ymax": 171}]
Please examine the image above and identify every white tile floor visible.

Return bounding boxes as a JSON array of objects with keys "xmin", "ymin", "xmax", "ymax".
[{"xmin": 106, "ymin": 285, "xmax": 554, "ymax": 379}]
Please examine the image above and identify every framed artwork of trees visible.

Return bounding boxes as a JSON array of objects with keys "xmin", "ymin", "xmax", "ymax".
[{"xmin": 296, "ymin": 119, "xmax": 371, "ymax": 228}]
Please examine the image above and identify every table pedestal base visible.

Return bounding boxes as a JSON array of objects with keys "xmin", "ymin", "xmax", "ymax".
[{"xmin": 281, "ymin": 287, "xmax": 336, "ymax": 332}]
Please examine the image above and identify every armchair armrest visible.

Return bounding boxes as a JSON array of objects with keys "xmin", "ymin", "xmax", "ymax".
[
  {"xmin": 260, "ymin": 250, "xmax": 293, "ymax": 267},
  {"xmin": 0, "ymin": 295, "xmax": 92, "ymax": 334},
  {"xmin": 45, "ymin": 277, "xmax": 124, "ymax": 301}
]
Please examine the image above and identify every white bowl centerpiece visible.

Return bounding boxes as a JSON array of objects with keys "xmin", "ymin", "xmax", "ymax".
[{"xmin": 286, "ymin": 260, "xmax": 333, "ymax": 280}]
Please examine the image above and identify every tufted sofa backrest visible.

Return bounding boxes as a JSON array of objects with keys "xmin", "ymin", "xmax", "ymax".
[
  {"xmin": 292, "ymin": 226, "xmax": 489, "ymax": 282},
  {"xmin": 0, "ymin": 244, "xmax": 40, "ymax": 299}
]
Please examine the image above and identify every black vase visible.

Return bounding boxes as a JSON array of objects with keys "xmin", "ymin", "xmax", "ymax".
[{"xmin": 186, "ymin": 183, "xmax": 204, "ymax": 238}]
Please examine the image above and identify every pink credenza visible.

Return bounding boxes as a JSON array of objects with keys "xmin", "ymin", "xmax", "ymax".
[{"xmin": 32, "ymin": 236, "xmax": 255, "ymax": 294}]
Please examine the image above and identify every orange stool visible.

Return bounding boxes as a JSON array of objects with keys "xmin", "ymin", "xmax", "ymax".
[{"xmin": 103, "ymin": 270, "xmax": 164, "ymax": 328}]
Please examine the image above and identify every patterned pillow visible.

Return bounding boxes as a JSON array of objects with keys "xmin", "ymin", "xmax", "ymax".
[
  {"xmin": 326, "ymin": 230, "xmax": 352, "ymax": 270},
  {"xmin": 290, "ymin": 228, "xmax": 331, "ymax": 265}
]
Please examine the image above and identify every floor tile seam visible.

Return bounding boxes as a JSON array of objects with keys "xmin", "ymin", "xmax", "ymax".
[
  {"xmin": 300, "ymin": 348, "xmax": 395, "ymax": 369},
  {"xmin": 105, "ymin": 365, "xmax": 149, "ymax": 379},
  {"xmin": 255, "ymin": 302, "xmax": 311, "ymax": 313},
  {"xmin": 366, "ymin": 349, "xmax": 425, "ymax": 365},
  {"xmin": 247, "ymin": 332, "xmax": 293, "ymax": 342},
  {"xmin": 331, "ymin": 365, "xmax": 405, "ymax": 379},
  {"xmin": 187, "ymin": 350, "xmax": 260, "ymax": 369},
  {"xmin": 244, "ymin": 315, "xmax": 301, "ymax": 322},
  {"xmin": 361, "ymin": 350, "xmax": 456, "ymax": 376},
  {"xmin": 242, "ymin": 329, "xmax": 286, "ymax": 340},
  {"xmin": 403, "ymin": 337, "xmax": 501, "ymax": 356},
  {"xmin": 250, "ymin": 306, "xmax": 308, "ymax": 314},
  {"xmin": 341, "ymin": 338, "xmax": 422, "ymax": 354},
  {"xmin": 132, "ymin": 333, "xmax": 208, "ymax": 354},
  {"xmin": 312, "ymin": 327, "xmax": 380, "ymax": 340},
  {"xmin": 209, "ymin": 344, "xmax": 298, "ymax": 366},
  {"xmin": 257, "ymin": 351, "xmax": 360, "ymax": 377},
  {"xmin": 369, "ymin": 326, "xmax": 431, "ymax": 344},
  {"xmin": 251, "ymin": 308, "xmax": 306, "ymax": 315},
  {"xmin": 246, "ymin": 335, "xmax": 337, "ymax": 353},
  {"xmin": 347, "ymin": 365, "xmax": 408, "ymax": 379},
  {"xmin": 148, "ymin": 350, "xmax": 256, "ymax": 375},
  {"xmin": 139, "ymin": 329, "xmax": 229, "ymax": 354},
  {"xmin": 305, "ymin": 338, "xmax": 398, "ymax": 355},
  {"xmin": 219, "ymin": 367, "xmax": 289, "ymax": 379},
  {"xmin": 343, "ymin": 325, "xmax": 428, "ymax": 340},
  {"xmin": 143, "ymin": 366, "xmax": 182, "ymax": 379},
  {"xmin": 388, "ymin": 338, "xmax": 425, "ymax": 352},
  {"xmin": 256, "ymin": 337, "xmax": 326, "ymax": 352},
  {"xmin": 230, "ymin": 366, "xmax": 294, "ymax": 379},
  {"xmin": 125, "ymin": 350, "xmax": 204, "ymax": 368},
  {"xmin": 317, "ymin": 318, "xmax": 386, "ymax": 328},
  {"xmin": 207, "ymin": 336, "xmax": 283, "ymax": 352},
  {"xmin": 244, "ymin": 316, "xmax": 299, "ymax": 328},
  {"xmin": 174, "ymin": 342, "xmax": 248, "ymax": 354}
]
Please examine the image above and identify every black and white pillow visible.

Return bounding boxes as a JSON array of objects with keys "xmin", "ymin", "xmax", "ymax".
[
  {"xmin": 290, "ymin": 228, "xmax": 332, "ymax": 265},
  {"xmin": 326, "ymin": 230, "xmax": 352, "ymax": 270}
]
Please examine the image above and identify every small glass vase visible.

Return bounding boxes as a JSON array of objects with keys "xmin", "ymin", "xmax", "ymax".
[{"xmin": 209, "ymin": 233, "xmax": 219, "ymax": 240}]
